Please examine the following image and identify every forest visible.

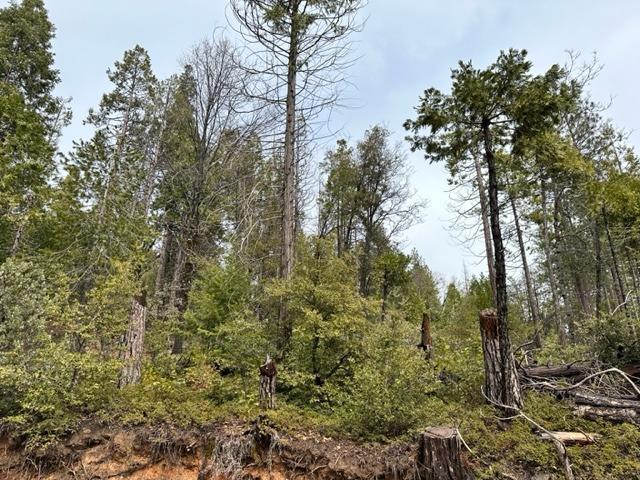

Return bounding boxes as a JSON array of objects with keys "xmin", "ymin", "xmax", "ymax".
[{"xmin": 0, "ymin": 1, "xmax": 639, "ymax": 479}]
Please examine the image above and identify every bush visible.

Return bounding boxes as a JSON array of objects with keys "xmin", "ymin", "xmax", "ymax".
[
  {"xmin": 337, "ymin": 320, "xmax": 437, "ymax": 439},
  {"xmin": 578, "ymin": 312, "xmax": 640, "ymax": 365}
]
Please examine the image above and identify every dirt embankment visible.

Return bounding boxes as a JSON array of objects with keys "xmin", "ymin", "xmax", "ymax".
[{"xmin": 0, "ymin": 418, "xmax": 417, "ymax": 480}]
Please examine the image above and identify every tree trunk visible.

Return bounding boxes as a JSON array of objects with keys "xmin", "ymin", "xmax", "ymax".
[
  {"xmin": 259, "ymin": 355, "xmax": 277, "ymax": 410},
  {"xmin": 419, "ymin": 312, "xmax": 433, "ymax": 359},
  {"xmin": 482, "ymin": 121, "xmax": 522, "ymax": 409},
  {"xmin": 540, "ymin": 178, "xmax": 562, "ymax": 338},
  {"xmin": 416, "ymin": 427, "xmax": 471, "ymax": 480},
  {"xmin": 277, "ymin": 7, "xmax": 299, "ymax": 352},
  {"xmin": 479, "ymin": 309, "xmax": 522, "ymax": 408},
  {"xmin": 602, "ymin": 205, "xmax": 626, "ymax": 309},
  {"xmin": 575, "ymin": 405, "xmax": 639, "ymax": 425},
  {"xmin": 574, "ymin": 392, "xmax": 640, "ymax": 410},
  {"xmin": 118, "ymin": 290, "xmax": 147, "ymax": 388},
  {"xmin": 594, "ymin": 219, "xmax": 603, "ymax": 318},
  {"xmin": 520, "ymin": 363, "xmax": 590, "ymax": 380},
  {"xmin": 153, "ymin": 225, "xmax": 173, "ymax": 317},
  {"xmin": 474, "ymin": 155, "xmax": 496, "ymax": 305},
  {"xmin": 509, "ymin": 192, "xmax": 540, "ymax": 345}
]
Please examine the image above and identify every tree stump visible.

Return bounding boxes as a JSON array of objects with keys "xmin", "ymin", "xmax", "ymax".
[
  {"xmin": 419, "ymin": 312, "xmax": 433, "ymax": 359},
  {"xmin": 259, "ymin": 355, "xmax": 277, "ymax": 410},
  {"xmin": 416, "ymin": 427, "xmax": 471, "ymax": 480},
  {"xmin": 478, "ymin": 308, "xmax": 522, "ymax": 408}
]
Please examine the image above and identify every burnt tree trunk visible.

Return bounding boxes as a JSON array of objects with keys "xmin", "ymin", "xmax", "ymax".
[
  {"xmin": 259, "ymin": 355, "xmax": 277, "ymax": 410},
  {"xmin": 118, "ymin": 290, "xmax": 147, "ymax": 388},
  {"xmin": 479, "ymin": 309, "xmax": 521, "ymax": 408},
  {"xmin": 419, "ymin": 312, "xmax": 433, "ymax": 359},
  {"xmin": 416, "ymin": 427, "xmax": 471, "ymax": 480}
]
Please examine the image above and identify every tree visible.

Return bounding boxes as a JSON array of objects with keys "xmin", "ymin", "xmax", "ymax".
[
  {"xmin": 406, "ymin": 49, "xmax": 571, "ymax": 408},
  {"xmin": 154, "ymin": 36, "xmax": 264, "ymax": 352},
  {"xmin": 231, "ymin": 0, "xmax": 366, "ymax": 349},
  {"xmin": 320, "ymin": 126, "xmax": 422, "ymax": 297},
  {"xmin": 0, "ymin": 0, "xmax": 68, "ymax": 258}
]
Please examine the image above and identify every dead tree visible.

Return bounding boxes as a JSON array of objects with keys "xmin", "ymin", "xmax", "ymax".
[
  {"xmin": 118, "ymin": 290, "xmax": 147, "ymax": 388},
  {"xmin": 419, "ymin": 312, "xmax": 433, "ymax": 359},
  {"xmin": 416, "ymin": 427, "xmax": 471, "ymax": 480},
  {"xmin": 479, "ymin": 309, "xmax": 522, "ymax": 408},
  {"xmin": 259, "ymin": 355, "xmax": 277, "ymax": 410}
]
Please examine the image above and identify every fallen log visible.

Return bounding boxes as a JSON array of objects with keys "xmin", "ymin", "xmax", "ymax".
[
  {"xmin": 520, "ymin": 363, "xmax": 591, "ymax": 380},
  {"xmin": 574, "ymin": 392, "xmax": 640, "ymax": 410},
  {"xmin": 416, "ymin": 427, "xmax": 472, "ymax": 480},
  {"xmin": 538, "ymin": 431, "xmax": 600, "ymax": 446},
  {"xmin": 575, "ymin": 405, "xmax": 639, "ymax": 425}
]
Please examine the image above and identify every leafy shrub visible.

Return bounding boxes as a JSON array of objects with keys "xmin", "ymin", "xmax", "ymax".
[
  {"xmin": 578, "ymin": 312, "xmax": 640, "ymax": 365},
  {"xmin": 337, "ymin": 320, "xmax": 437, "ymax": 439}
]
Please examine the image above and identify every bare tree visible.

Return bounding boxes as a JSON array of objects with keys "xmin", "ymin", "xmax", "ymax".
[{"xmin": 156, "ymin": 35, "xmax": 269, "ymax": 352}]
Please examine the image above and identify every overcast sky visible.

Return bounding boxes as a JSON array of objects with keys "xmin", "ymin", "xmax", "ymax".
[{"xmin": 28, "ymin": 0, "xmax": 640, "ymax": 283}]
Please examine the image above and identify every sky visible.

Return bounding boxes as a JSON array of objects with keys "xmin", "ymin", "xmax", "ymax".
[{"xmin": 22, "ymin": 0, "xmax": 640, "ymax": 283}]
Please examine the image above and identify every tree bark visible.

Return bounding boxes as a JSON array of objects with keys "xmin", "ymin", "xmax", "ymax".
[
  {"xmin": 479, "ymin": 308, "xmax": 522, "ymax": 408},
  {"xmin": 416, "ymin": 427, "xmax": 471, "ymax": 480},
  {"xmin": 482, "ymin": 120, "xmax": 522, "ymax": 409},
  {"xmin": 118, "ymin": 290, "xmax": 147, "ymax": 388},
  {"xmin": 474, "ymin": 155, "xmax": 496, "ymax": 305}
]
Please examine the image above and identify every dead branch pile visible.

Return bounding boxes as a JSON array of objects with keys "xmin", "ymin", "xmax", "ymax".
[{"xmin": 519, "ymin": 363, "xmax": 640, "ymax": 425}]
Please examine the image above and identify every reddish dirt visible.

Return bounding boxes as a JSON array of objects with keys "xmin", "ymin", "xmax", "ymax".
[{"xmin": 0, "ymin": 419, "xmax": 416, "ymax": 480}]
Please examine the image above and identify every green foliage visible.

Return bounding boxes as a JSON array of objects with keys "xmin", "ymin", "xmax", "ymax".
[
  {"xmin": 270, "ymin": 237, "xmax": 378, "ymax": 401},
  {"xmin": 0, "ymin": 258, "xmax": 119, "ymax": 449},
  {"xmin": 577, "ymin": 312, "xmax": 640, "ymax": 366},
  {"xmin": 186, "ymin": 258, "xmax": 252, "ymax": 336},
  {"xmin": 337, "ymin": 320, "xmax": 437, "ymax": 439}
]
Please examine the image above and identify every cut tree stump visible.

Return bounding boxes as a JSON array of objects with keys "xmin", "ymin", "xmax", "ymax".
[
  {"xmin": 259, "ymin": 355, "xmax": 277, "ymax": 410},
  {"xmin": 478, "ymin": 309, "xmax": 522, "ymax": 408},
  {"xmin": 419, "ymin": 312, "xmax": 433, "ymax": 359},
  {"xmin": 416, "ymin": 427, "xmax": 471, "ymax": 480},
  {"xmin": 538, "ymin": 431, "xmax": 600, "ymax": 446}
]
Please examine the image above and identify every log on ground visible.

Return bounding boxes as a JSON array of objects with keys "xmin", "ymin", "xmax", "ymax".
[
  {"xmin": 575, "ymin": 405, "xmax": 639, "ymax": 425},
  {"xmin": 538, "ymin": 431, "xmax": 601, "ymax": 446}
]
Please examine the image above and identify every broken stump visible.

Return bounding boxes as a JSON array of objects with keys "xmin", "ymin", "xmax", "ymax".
[
  {"xmin": 259, "ymin": 355, "xmax": 277, "ymax": 410},
  {"xmin": 416, "ymin": 427, "xmax": 471, "ymax": 480}
]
